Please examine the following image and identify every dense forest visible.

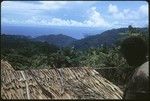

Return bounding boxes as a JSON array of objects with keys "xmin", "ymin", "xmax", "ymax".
[{"xmin": 1, "ymin": 25, "xmax": 149, "ymax": 71}]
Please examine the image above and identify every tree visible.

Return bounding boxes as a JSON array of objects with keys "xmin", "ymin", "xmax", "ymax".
[{"xmin": 128, "ymin": 25, "xmax": 134, "ymax": 35}]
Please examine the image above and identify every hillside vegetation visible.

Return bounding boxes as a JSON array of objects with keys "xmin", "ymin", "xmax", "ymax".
[
  {"xmin": 70, "ymin": 27, "xmax": 148, "ymax": 50},
  {"xmin": 1, "ymin": 26, "xmax": 149, "ymax": 70},
  {"xmin": 33, "ymin": 34, "xmax": 77, "ymax": 47}
]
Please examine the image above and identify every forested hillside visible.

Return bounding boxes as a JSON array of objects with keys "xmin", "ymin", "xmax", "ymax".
[
  {"xmin": 1, "ymin": 26, "xmax": 149, "ymax": 70},
  {"xmin": 33, "ymin": 34, "xmax": 77, "ymax": 47},
  {"xmin": 70, "ymin": 27, "xmax": 148, "ymax": 50},
  {"xmin": 1, "ymin": 34, "xmax": 59, "ymax": 70}
]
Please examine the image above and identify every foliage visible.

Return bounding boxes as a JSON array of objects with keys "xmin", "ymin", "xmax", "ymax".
[
  {"xmin": 1, "ymin": 34, "xmax": 59, "ymax": 70},
  {"xmin": 2, "ymin": 53, "xmax": 31, "ymax": 70},
  {"xmin": 79, "ymin": 46, "xmax": 129, "ymax": 68},
  {"xmin": 47, "ymin": 47, "xmax": 81, "ymax": 68},
  {"xmin": 79, "ymin": 48, "xmax": 107, "ymax": 68},
  {"xmin": 34, "ymin": 34, "xmax": 77, "ymax": 47},
  {"xmin": 30, "ymin": 55, "xmax": 49, "ymax": 69},
  {"xmin": 1, "ymin": 26, "xmax": 149, "ymax": 70}
]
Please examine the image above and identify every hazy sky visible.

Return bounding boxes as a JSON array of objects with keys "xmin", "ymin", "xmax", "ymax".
[{"xmin": 1, "ymin": 1, "xmax": 148, "ymax": 29}]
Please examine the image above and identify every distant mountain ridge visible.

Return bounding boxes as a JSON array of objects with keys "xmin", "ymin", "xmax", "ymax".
[
  {"xmin": 68, "ymin": 28, "xmax": 125, "ymax": 50},
  {"xmin": 1, "ymin": 25, "xmax": 103, "ymax": 39},
  {"xmin": 69, "ymin": 27, "xmax": 148, "ymax": 50},
  {"xmin": 33, "ymin": 34, "xmax": 77, "ymax": 47},
  {"xmin": 31, "ymin": 28, "xmax": 129, "ymax": 48},
  {"xmin": 1, "ymin": 27, "xmax": 148, "ymax": 49}
]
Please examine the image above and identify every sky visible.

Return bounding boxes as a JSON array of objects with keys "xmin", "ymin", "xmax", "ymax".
[{"xmin": 1, "ymin": 1, "xmax": 148, "ymax": 29}]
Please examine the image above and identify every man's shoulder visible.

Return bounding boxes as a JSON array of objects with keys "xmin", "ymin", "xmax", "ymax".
[
  {"xmin": 124, "ymin": 61, "xmax": 149, "ymax": 99},
  {"xmin": 136, "ymin": 61, "xmax": 149, "ymax": 77}
]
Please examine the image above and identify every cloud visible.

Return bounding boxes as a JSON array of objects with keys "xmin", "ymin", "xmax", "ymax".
[
  {"xmin": 107, "ymin": 3, "xmax": 148, "ymax": 28},
  {"xmin": 1, "ymin": 1, "xmax": 97, "ymax": 13},
  {"xmin": 1, "ymin": 1, "xmax": 68, "ymax": 16},
  {"xmin": 108, "ymin": 4, "xmax": 118, "ymax": 14},
  {"xmin": 46, "ymin": 18, "xmax": 84, "ymax": 26},
  {"xmin": 1, "ymin": 1, "xmax": 68, "ymax": 10},
  {"xmin": 46, "ymin": 7, "xmax": 109, "ymax": 28},
  {"xmin": 1, "ymin": 1, "xmax": 148, "ymax": 28},
  {"xmin": 1, "ymin": 16, "xmax": 85, "ymax": 27},
  {"xmin": 38, "ymin": 1, "xmax": 68, "ymax": 10},
  {"xmin": 84, "ymin": 7, "xmax": 110, "ymax": 27},
  {"xmin": 2, "ymin": 6, "xmax": 110, "ymax": 28},
  {"xmin": 139, "ymin": 4, "xmax": 148, "ymax": 16},
  {"xmin": 107, "ymin": 4, "xmax": 148, "ymax": 20}
]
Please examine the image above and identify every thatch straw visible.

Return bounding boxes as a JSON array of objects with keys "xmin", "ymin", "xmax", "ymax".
[{"xmin": 1, "ymin": 60, "xmax": 123, "ymax": 99}]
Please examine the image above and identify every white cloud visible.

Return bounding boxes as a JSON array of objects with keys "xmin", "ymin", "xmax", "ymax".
[
  {"xmin": 84, "ymin": 7, "xmax": 110, "ymax": 27},
  {"xmin": 1, "ymin": 17, "xmax": 85, "ymax": 27},
  {"xmin": 108, "ymin": 4, "xmax": 118, "ymax": 14},
  {"xmin": 2, "ymin": 6, "xmax": 110, "ymax": 28},
  {"xmin": 139, "ymin": 4, "xmax": 148, "ymax": 16},
  {"xmin": 1, "ymin": 1, "xmax": 148, "ymax": 28},
  {"xmin": 39, "ymin": 1, "xmax": 68, "ymax": 10},
  {"xmin": 1, "ymin": 1, "xmax": 98, "ymax": 13},
  {"xmin": 47, "ymin": 18, "xmax": 84, "ymax": 26},
  {"xmin": 107, "ymin": 3, "xmax": 148, "ymax": 28},
  {"xmin": 123, "ymin": 9, "xmax": 130, "ymax": 14},
  {"xmin": 48, "ymin": 7, "xmax": 110, "ymax": 27},
  {"xmin": 108, "ymin": 3, "xmax": 148, "ymax": 20},
  {"xmin": 1, "ymin": 1, "xmax": 68, "ymax": 15}
]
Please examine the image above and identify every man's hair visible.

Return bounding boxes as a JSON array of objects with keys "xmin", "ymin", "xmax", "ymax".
[{"xmin": 120, "ymin": 36, "xmax": 148, "ymax": 66}]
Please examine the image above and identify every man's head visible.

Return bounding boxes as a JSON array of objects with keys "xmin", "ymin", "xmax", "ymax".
[{"xmin": 120, "ymin": 36, "xmax": 148, "ymax": 67}]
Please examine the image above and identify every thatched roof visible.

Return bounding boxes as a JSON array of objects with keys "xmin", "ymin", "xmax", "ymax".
[{"xmin": 1, "ymin": 60, "xmax": 123, "ymax": 99}]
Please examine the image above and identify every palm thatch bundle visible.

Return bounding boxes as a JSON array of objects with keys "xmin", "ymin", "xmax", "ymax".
[{"xmin": 1, "ymin": 60, "xmax": 123, "ymax": 99}]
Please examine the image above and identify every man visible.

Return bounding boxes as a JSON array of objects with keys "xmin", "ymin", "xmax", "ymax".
[{"xmin": 120, "ymin": 36, "xmax": 149, "ymax": 99}]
